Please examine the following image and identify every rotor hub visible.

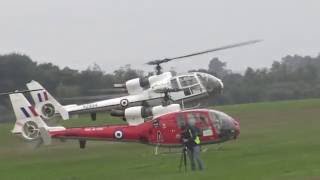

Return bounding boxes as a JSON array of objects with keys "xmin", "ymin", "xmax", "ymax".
[{"xmin": 41, "ymin": 103, "xmax": 55, "ymax": 119}]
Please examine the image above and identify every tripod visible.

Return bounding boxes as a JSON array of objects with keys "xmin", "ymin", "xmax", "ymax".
[{"xmin": 179, "ymin": 145, "xmax": 188, "ymax": 172}]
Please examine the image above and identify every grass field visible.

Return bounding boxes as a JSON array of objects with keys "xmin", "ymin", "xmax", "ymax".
[{"xmin": 1, "ymin": 99, "xmax": 320, "ymax": 180}]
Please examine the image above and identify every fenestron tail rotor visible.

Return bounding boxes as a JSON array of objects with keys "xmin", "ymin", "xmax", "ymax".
[{"xmin": 146, "ymin": 39, "xmax": 262, "ymax": 75}]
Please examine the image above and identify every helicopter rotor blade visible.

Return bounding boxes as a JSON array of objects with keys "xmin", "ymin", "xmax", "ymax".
[
  {"xmin": 147, "ymin": 39, "xmax": 262, "ymax": 66},
  {"xmin": 0, "ymin": 89, "xmax": 43, "ymax": 96}
]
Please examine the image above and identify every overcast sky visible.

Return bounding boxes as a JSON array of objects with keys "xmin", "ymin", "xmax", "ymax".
[{"xmin": 0, "ymin": 0, "xmax": 319, "ymax": 74}]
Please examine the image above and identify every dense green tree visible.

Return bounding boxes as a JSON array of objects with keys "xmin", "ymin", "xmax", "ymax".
[{"xmin": 208, "ymin": 57, "xmax": 229, "ymax": 78}]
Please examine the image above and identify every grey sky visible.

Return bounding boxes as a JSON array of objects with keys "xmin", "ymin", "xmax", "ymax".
[{"xmin": 0, "ymin": 0, "xmax": 319, "ymax": 74}]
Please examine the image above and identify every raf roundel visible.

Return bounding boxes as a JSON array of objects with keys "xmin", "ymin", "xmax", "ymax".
[
  {"xmin": 114, "ymin": 130, "xmax": 123, "ymax": 139},
  {"xmin": 120, "ymin": 99, "xmax": 129, "ymax": 108}
]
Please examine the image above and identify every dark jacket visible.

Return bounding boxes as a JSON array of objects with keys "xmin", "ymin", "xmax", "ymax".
[{"xmin": 182, "ymin": 125, "xmax": 201, "ymax": 149}]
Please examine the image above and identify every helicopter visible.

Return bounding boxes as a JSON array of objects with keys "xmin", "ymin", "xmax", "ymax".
[
  {"xmin": 25, "ymin": 40, "xmax": 261, "ymax": 121},
  {"xmin": 10, "ymin": 93, "xmax": 240, "ymax": 149}
]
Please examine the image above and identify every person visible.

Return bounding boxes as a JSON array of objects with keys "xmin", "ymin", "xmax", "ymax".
[{"xmin": 181, "ymin": 120, "xmax": 204, "ymax": 171}]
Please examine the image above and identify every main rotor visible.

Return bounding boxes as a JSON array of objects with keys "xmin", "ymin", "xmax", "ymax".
[{"xmin": 146, "ymin": 39, "xmax": 262, "ymax": 75}]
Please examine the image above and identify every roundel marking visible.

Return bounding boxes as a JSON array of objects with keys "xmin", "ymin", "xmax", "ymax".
[
  {"xmin": 120, "ymin": 99, "xmax": 129, "ymax": 107},
  {"xmin": 114, "ymin": 130, "xmax": 124, "ymax": 139}
]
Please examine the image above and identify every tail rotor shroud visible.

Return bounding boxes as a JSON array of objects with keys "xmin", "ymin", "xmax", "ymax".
[{"xmin": 22, "ymin": 121, "xmax": 41, "ymax": 141}]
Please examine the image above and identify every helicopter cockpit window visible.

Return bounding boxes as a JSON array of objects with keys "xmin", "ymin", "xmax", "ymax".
[
  {"xmin": 190, "ymin": 84, "xmax": 202, "ymax": 94},
  {"xmin": 196, "ymin": 73, "xmax": 217, "ymax": 92},
  {"xmin": 209, "ymin": 110, "xmax": 234, "ymax": 134},
  {"xmin": 184, "ymin": 89, "xmax": 191, "ymax": 96},
  {"xmin": 196, "ymin": 73, "xmax": 211, "ymax": 84},
  {"xmin": 171, "ymin": 78, "xmax": 179, "ymax": 89},
  {"xmin": 179, "ymin": 76, "xmax": 198, "ymax": 87}
]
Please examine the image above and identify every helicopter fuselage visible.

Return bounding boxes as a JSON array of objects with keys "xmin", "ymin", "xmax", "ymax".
[
  {"xmin": 49, "ymin": 108, "xmax": 240, "ymax": 147},
  {"xmin": 64, "ymin": 72, "xmax": 223, "ymax": 116}
]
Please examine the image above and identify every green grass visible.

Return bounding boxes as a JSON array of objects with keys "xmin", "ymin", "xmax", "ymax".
[{"xmin": 1, "ymin": 99, "xmax": 320, "ymax": 180}]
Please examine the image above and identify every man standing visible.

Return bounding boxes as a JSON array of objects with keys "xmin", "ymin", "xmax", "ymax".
[{"xmin": 182, "ymin": 121, "xmax": 204, "ymax": 171}]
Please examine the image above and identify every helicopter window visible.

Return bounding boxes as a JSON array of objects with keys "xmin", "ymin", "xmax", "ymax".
[
  {"xmin": 190, "ymin": 84, "xmax": 202, "ymax": 94},
  {"xmin": 184, "ymin": 88, "xmax": 191, "ymax": 96},
  {"xmin": 187, "ymin": 113, "xmax": 197, "ymax": 125},
  {"xmin": 176, "ymin": 114, "xmax": 186, "ymax": 129},
  {"xmin": 197, "ymin": 73, "xmax": 219, "ymax": 92},
  {"xmin": 187, "ymin": 112, "xmax": 210, "ymax": 131},
  {"xmin": 179, "ymin": 76, "xmax": 198, "ymax": 87},
  {"xmin": 209, "ymin": 111, "xmax": 222, "ymax": 134},
  {"xmin": 197, "ymin": 74, "xmax": 206, "ymax": 82},
  {"xmin": 171, "ymin": 79, "xmax": 179, "ymax": 89},
  {"xmin": 209, "ymin": 110, "xmax": 234, "ymax": 133}
]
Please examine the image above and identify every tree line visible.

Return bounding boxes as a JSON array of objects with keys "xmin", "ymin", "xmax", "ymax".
[
  {"xmin": 1, "ymin": 53, "xmax": 320, "ymax": 121},
  {"xmin": 0, "ymin": 54, "xmax": 142, "ymax": 121},
  {"xmin": 202, "ymin": 55, "xmax": 320, "ymax": 104}
]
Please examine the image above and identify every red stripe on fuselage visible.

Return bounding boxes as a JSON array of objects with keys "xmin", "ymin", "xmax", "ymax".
[
  {"xmin": 49, "ymin": 123, "xmax": 151, "ymax": 142},
  {"xmin": 44, "ymin": 91, "xmax": 48, "ymax": 101},
  {"xmin": 29, "ymin": 106, "xmax": 39, "ymax": 116}
]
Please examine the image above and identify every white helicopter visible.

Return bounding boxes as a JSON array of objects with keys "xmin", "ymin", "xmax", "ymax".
[{"xmin": 25, "ymin": 40, "xmax": 261, "ymax": 121}]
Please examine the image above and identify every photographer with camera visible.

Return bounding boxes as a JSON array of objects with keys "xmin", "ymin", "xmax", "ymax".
[{"xmin": 181, "ymin": 119, "xmax": 204, "ymax": 171}]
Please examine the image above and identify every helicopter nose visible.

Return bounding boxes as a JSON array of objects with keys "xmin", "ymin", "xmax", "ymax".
[
  {"xmin": 196, "ymin": 73, "xmax": 224, "ymax": 96},
  {"xmin": 208, "ymin": 79, "xmax": 224, "ymax": 96},
  {"xmin": 216, "ymin": 80, "xmax": 224, "ymax": 94},
  {"xmin": 216, "ymin": 113, "xmax": 240, "ymax": 140}
]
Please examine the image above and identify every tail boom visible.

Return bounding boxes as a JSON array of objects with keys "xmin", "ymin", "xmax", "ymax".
[{"xmin": 10, "ymin": 93, "xmax": 65, "ymax": 144}]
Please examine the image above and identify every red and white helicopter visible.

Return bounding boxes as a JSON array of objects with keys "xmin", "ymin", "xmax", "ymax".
[
  {"xmin": 10, "ymin": 93, "xmax": 240, "ymax": 148},
  {"xmin": 25, "ymin": 40, "xmax": 261, "ymax": 121}
]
